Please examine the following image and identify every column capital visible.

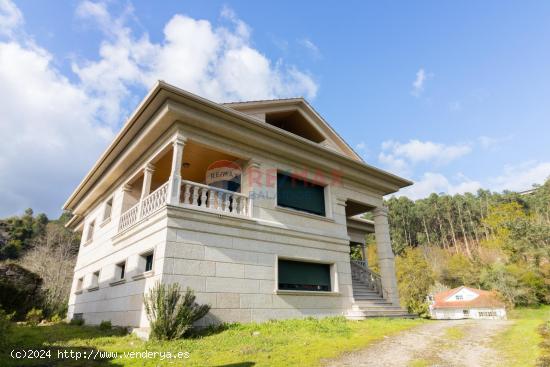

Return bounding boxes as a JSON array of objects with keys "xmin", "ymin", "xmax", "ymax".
[
  {"xmin": 247, "ymin": 159, "xmax": 261, "ymax": 169},
  {"xmin": 122, "ymin": 183, "xmax": 133, "ymax": 192},
  {"xmin": 373, "ymin": 206, "xmax": 389, "ymax": 217},
  {"xmin": 172, "ymin": 135, "xmax": 187, "ymax": 147},
  {"xmin": 144, "ymin": 163, "xmax": 156, "ymax": 173}
]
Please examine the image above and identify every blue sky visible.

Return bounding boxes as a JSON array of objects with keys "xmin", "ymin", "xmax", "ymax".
[{"xmin": 1, "ymin": 0, "xmax": 549, "ymax": 218}]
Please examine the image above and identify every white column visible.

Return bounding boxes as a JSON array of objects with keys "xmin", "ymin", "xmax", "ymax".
[
  {"xmin": 141, "ymin": 163, "xmax": 155, "ymax": 199},
  {"xmin": 120, "ymin": 184, "xmax": 133, "ymax": 213},
  {"xmin": 373, "ymin": 206, "xmax": 400, "ymax": 305},
  {"xmin": 167, "ymin": 135, "xmax": 186, "ymax": 205}
]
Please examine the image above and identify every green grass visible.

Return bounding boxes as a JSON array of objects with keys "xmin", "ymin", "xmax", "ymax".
[
  {"xmin": 1, "ymin": 317, "xmax": 425, "ymax": 367},
  {"xmin": 493, "ymin": 305, "xmax": 550, "ymax": 367}
]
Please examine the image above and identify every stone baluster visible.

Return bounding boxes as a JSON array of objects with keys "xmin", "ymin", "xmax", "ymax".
[{"xmin": 192, "ymin": 186, "xmax": 199, "ymax": 206}]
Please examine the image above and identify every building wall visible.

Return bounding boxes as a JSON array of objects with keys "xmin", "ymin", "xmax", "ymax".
[
  {"xmin": 67, "ymin": 209, "xmax": 169, "ymax": 327},
  {"xmin": 430, "ymin": 307, "xmax": 507, "ymax": 320},
  {"xmin": 163, "ymin": 207, "xmax": 355, "ymax": 324},
  {"xmin": 68, "ymin": 127, "xmax": 383, "ymax": 327}
]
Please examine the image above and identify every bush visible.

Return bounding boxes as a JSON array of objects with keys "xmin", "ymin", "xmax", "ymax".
[
  {"xmin": 99, "ymin": 320, "xmax": 112, "ymax": 330},
  {"xmin": 50, "ymin": 314, "xmax": 63, "ymax": 323},
  {"xmin": 396, "ymin": 247, "xmax": 435, "ymax": 316},
  {"xmin": 70, "ymin": 317, "xmax": 85, "ymax": 326},
  {"xmin": 0, "ymin": 308, "xmax": 14, "ymax": 350},
  {"xmin": 25, "ymin": 308, "xmax": 43, "ymax": 326},
  {"xmin": 144, "ymin": 282, "xmax": 210, "ymax": 340},
  {"xmin": 0, "ymin": 263, "xmax": 43, "ymax": 320}
]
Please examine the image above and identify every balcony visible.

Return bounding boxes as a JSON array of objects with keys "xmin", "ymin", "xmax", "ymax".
[
  {"xmin": 117, "ymin": 138, "xmax": 252, "ymax": 234},
  {"xmin": 118, "ymin": 179, "xmax": 251, "ymax": 233}
]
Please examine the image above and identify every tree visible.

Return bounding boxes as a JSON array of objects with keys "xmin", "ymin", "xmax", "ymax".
[
  {"xmin": 19, "ymin": 221, "xmax": 80, "ymax": 316},
  {"xmin": 396, "ymin": 247, "xmax": 434, "ymax": 316}
]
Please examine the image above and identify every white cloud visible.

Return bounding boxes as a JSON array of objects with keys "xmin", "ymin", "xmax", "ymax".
[
  {"xmin": 0, "ymin": 0, "xmax": 22, "ymax": 36},
  {"xmin": 395, "ymin": 172, "xmax": 481, "ymax": 200},
  {"xmin": 298, "ymin": 38, "xmax": 321, "ymax": 59},
  {"xmin": 73, "ymin": 0, "xmax": 318, "ymax": 120},
  {"xmin": 0, "ymin": 0, "xmax": 319, "ymax": 217},
  {"xmin": 411, "ymin": 68, "xmax": 432, "ymax": 97},
  {"xmin": 490, "ymin": 161, "xmax": 550, "ymax": 192},
  {"xmin": 354, "ymin": 141, "xmax": 369, "ymax": 158},
  {"xmin": 379, "ymin": 139, "xmax": 471, "ymax": 175},
  {"xmin": 0, "ymin": 40, "xmax": 113, "ymax": 217}
]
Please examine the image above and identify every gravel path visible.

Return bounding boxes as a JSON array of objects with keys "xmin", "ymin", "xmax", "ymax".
[{"xmin": 325, "ymin": 319, "xmax": 511, "ymax": 367}]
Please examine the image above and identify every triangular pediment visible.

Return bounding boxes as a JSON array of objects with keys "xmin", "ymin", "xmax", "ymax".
[{"xmin": 224, "ymin": 98, "xmax": 362, "ymax": 161}]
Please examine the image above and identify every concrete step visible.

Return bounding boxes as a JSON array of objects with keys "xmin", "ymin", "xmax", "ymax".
[
  {"xmin": 346, "ymin": 306, "xmax": 415, "ymax": 320},
  {"xmin": 354, "ymin": 300, "xmax": 394, "ymax": 306},
  {"xmin": 353, "ymin": 293, "xmax": 384, "ymax": 300}
]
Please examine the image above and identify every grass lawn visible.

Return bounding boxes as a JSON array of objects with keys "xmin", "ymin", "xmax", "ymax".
[
  {"xmin": 1, "ymin": 316, "xmax": 424, "ymax": 367},
  {"xmin": 493, "ymin": 305, "xmax": 550, "ymax": 367}
]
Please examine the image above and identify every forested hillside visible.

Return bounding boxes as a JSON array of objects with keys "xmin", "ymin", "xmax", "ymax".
[
  {"xmin": 0, "ymin": 210, "xmax": 80, "ymax": 319},
  {"xmin": 383, "ymin": 178, "xmax": 550, "ymax": 314},
  {"xmin": 1, "ymin": 180, "xmax": 549, "ymax": 319}
]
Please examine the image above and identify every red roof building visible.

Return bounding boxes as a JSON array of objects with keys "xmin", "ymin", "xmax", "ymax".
[{"xmin": 428, "ymin": 286, "xmax": 507, "ymax": 320}]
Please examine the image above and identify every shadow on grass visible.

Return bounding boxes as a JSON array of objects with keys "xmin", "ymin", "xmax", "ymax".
[
  {"xmin": 1, "ymin": 323, "xmax": 128, "ymax": 367},
  {"xmin": 213, "ymin": 363, "xmax": 255, "ymax": 367},
  {"xmin": 186, "ymin": 323, "xmax": 236, "ymax": 339}
]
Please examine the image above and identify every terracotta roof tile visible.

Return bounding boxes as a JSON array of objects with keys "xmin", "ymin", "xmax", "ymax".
[{"xmin": 431, "ymin": 286, "xmax": 505, "ymax": 309}]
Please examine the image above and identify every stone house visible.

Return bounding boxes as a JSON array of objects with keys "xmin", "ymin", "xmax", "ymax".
[{"xmin": 64, "ymin": 81, "xmax": 412, "ymax": 329}]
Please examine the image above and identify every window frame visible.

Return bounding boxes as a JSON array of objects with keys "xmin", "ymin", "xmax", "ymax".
[
  {"xmin": 275, "ymin": 256, "xmax": 338, "ymax": 295},
  {"xmin": 139, "ymin": 250, "xmax": 154, "ymax": 273},
  {"xmin": 88, "ymin": 270, "xmax": 100, "ymax": 291},
  {"xmin": 102, "ymin": 196, "xmax": 114, "ymax": 224},
  {"xmin": 75, "ymin": 277, "xmax": 84, "ymax": 293},
  {"xmin": 85, "ymin": 220, "xmax": 95, "ymax": 244},
  {"xmin": 116, "ymin": 261, "xmax": 126, "ymax": 280},
  {"xmin": 275, "ymin": 171, "xmax": 331, "ymax": 218}
]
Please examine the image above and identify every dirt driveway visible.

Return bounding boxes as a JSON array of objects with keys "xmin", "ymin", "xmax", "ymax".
[{"xmin": 325, "ymin": 319, "xmax": 511, "ymax": 367}]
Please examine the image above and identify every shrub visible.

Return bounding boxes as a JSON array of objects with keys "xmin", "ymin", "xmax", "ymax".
[
  {"xmin": 144, "ymin": 282, "xmax": 210, "ymax": 340},
  {"xmin": 0, "ymin": 308, "xmax": 14, "ymax": 350},
  {"xmin": 25, "ymin": 308, "xmax": 43, "ymax": 326},
  {"xmin": 396, "ymin": 247, "xmax": 434, "ymax": 316},
  {"xmin": 50, "ymin": 314, "xmax": 63, "ymax": 323},
  {"xmin": 70, "ymin": 317, "xmax": 85, "ymax": 326},
  {"xmin": 99, "ymin": 320, "xmax": 112, "ymax": 330},
  {"xmin": 0, "ymin": 263, "xmax": 43, "ymax": 320}
]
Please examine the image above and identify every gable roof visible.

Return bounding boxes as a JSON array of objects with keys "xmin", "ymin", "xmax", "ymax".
[
  {"xmin": 223, "ymin": 98, "xmax": 363, "ymax": 161},
  {"xmin": 431, "ymin": 286, "xmax": 505, "ymax": 309}
]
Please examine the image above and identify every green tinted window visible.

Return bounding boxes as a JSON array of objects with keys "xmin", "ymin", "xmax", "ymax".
[
  {"xmin": 277, "ymin": 172, "xmax": 325, "ymax": 216},
  {"xmin": 278, "ymin": 259, "xmax": 331, "ymax": 292}
]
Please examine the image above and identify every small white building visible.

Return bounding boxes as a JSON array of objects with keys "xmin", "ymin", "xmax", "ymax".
[{"xmin": 428, "ymin": 286, "xmax": 507, "ymax": 320}]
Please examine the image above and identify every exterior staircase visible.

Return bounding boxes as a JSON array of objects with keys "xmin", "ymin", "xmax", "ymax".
[{"xmin": 346, "ymin": 260, "xmax": 414, "ymax": 319}]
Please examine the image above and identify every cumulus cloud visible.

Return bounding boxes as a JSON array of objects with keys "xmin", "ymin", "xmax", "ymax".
[
  {"xmin": 490, "ymin": 161, "xmax": 550, "ymax": 192},
  {"xmin": 0, "ymin": 0, "xmax": 23, "ymax": 36},
  {"xmin": 74, "ymin": 0, "xmax": 318, "ymax": 123},
  {"xmin": 379, "ymin": 139, "xmax": 471, "ymax": 176},
  {"xmin": 411, "ymin": 68, "xmax": 432, "ymax": 97},
  {"xmin": 0, "ymin": 0, "xmax": 319, "ymax": 217},
  {"xmin": 0, "ymin": 40, "xmax": 112, "ymax": 217},
  {"xmin": 395, "ymin": 172, "xmax": 482, "ymax": 200}
]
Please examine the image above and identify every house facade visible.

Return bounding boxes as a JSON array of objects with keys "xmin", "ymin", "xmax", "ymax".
[
  {"xmin": 64, "ymin": 82, "xmax": 412, "ymax": 329},
  {"xmin": 428, "ymin": 286, "xmax": 507, "ymax": 320}
]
